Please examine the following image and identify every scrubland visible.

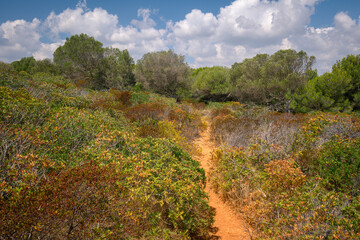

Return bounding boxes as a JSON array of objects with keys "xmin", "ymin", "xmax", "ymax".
[
  {"xmin": 208, "ymin": 102, "xmax": 360, "ymax": 239},
  {"xmin": 1, "ymin": 34, "xmax": 360, "ymax": 239},
  {"xmin": 0, "ymin": 71, "xmax": 215, "ymax": 239}
]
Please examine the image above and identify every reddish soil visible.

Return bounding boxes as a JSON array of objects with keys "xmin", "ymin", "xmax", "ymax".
[{"xmin": 194, "ymin": 123, "xmax": 253, "ymax": 240}]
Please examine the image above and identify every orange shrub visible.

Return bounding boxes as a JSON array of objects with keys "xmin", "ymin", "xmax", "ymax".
[
  {"xmin": 90, "ymin": 92, "xmax": 126, "ymax": 111},
  {"xmin": 110, "ymin": 88, "xmax": 132, "ymax": 106},
  {"xmin": 264, "ymin": 158, "xmax": 306, "ymax": 194},
  {"xmin": 125, "ymin": 102, "xmax": 170, "ymax": 122}
]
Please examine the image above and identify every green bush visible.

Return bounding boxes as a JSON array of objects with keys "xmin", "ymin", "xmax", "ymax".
[{"xmin": 0, "ymin": 72, "xmax": 215, "ymax": 239}]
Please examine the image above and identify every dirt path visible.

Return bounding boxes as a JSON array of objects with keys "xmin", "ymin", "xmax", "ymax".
[{"xmin": 194, "ymin": 122, "xmax": 252, "ymax": 240}]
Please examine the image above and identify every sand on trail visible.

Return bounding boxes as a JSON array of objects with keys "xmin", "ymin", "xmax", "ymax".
[{"xmin": 194, "ymin": 123, "xmax": 253, "ymax": 240}]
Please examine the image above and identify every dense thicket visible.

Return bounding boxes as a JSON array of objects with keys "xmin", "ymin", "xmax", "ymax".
[{"xmin": 229, "ymin": 50, "xmax": 316, "ymax": 112}]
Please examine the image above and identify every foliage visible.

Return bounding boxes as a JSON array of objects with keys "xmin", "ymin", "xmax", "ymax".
[
  {"xmin": 53, "ymin": 34, "xmax": 135, "ymax": 90},
  {"xmin": 209, "ymin": 104, "xmax": 360, "ymax": 239},
  {"xmin": 317, "ymin": 137, "xmax": 360, "ymax": 195},
  {"xmin": 135, "ymin": 50, "xmax": 192, "ymax": 100},
  {"xmin": 293, "ymin": 69, "xmax": 353, "ymax": 112},
  {"xmin": 31, "ymin": 58, "xmax": 60, "ymax": 75},
  {"xmin": 294, "ymin": 54, "xmax": 360, "ymax": 112},
  {"xmin": 53, "ymin": 34, "xmax": 104, "ymax": 87},
  {"xmin": 0, "ymin": 61, "xmax": 13, "ymax": 72},
  {"xmin": 191, "ymin": 66, "xmax": 231, "ymax": 102},
  {"xmin": 0, "ymin": 71, "xmax": 215, "ymax": 239},
  {"xmin": 332, "ymin": 54, "xmax": 360, "ymax": 110},
  {"xmin": 10, "ymin": 57, "xmax": 36, "ymax": 73},
  {"xmin": 102, "ymin": 48, "xmax": 135, "ymax": 89},
  {"xmin": 0, "ymin": 86, "xmax": 49, "ymax": 126},
  {"xmin": 209, "ymin": 103, "xmax": 305, "ymax": 153},
  {"xmin": 229, "ymin": 54, "xmax": 269, "ymax": 105},
  {"xmin": 230, "ymin": 50, "xmax": 315, "ymax": 112}
]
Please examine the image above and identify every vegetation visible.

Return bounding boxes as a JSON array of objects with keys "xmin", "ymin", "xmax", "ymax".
[
  {"xmin": 0, "ymin": 70, "xmax": 215, "ymax": 239},
  {"xmin": 1, "ymin": 33, "xmax": 360, "ymax": 239},
  {"xmin": 294, "ymin": 55, "xmax": 360, "ymax": 112},
  {"xmin": 54, "ymin": 34, "xmax": 135, "ymax": 89},
  {"xmin": 229, "ymin": 50, "xmax": 316, "ymax": 112},
  {"xmin": 191, "ymin": 66, "xmax": 231, "ymax": 102},
  {"xmin": 208, "ymin": 104, "xmax": 360, "ymax": 239},
  {"xmin": 135, "ymin": 50, "xmax": 192, "ymax": 101}
]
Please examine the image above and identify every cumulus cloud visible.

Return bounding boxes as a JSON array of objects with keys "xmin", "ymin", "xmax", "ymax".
[
  {"xmin": 44, "ymin": 7, "xmax": 118, "ymax": 41},
  {"xmin": 0, "ymin": 0, "xmax": 359, "ymax": 74},
  {"xmin": 169, "ymin": 0, "xmax": 320, "ymax": 66},
  {"xmin": 131, "ymin": 9, "xmax": 157, "ymax": 29},
  {"xmin": 170, "ymin": 9, "xmax": 218, "ymax": 39},
  {"xmin": 290, "ymin": 11, "xmax": 360, "ymax": 73},
  {"xmin": 109, "ymin": 9, "xmax": 167, "ymax": 59},
  {"xmin": 33, "ymin": 42, "xmax": 63, "ymax": 60},
  {"xmin": 0, "ymin": 18, "xmax": 41, "ymax": 62},
  {"xmin": 169, "ymin": 0, "xmax": 360, "ymax": 72}
]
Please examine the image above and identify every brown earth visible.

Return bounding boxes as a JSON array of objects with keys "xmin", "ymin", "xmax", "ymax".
[{"xmin": 194, "ymin": 121, "xmax": 253, "ymax": 240}]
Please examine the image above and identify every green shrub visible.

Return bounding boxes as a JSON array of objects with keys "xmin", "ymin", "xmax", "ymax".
[{"xmin": 0, "ymin": 86, "xmax": 49, "ymax": 126}]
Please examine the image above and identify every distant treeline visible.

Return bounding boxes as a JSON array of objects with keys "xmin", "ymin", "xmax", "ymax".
[{"xmin": 1, "ymin": 33, "xmax": 359, "ymax": 112}]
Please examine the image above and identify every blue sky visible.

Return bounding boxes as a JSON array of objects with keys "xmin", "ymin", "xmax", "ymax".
[{"xmin": 1, "ymin": 0, "xmax": 360, "ymax": 73}]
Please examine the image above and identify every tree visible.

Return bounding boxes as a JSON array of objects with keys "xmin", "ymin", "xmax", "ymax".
[
  {"xmin": 53, "ymin": 34, "xmax": 105, "ymax": 88},
  {"xmin": 191, "ymin": 66, "xmax": 231, "ymax": 102},
  {"xmin": 332, "ymin": 54, "xmax": 360, "ymax": 110},
  {"xmin": 0, "ymin": 61, "xmax": 13, "ymax": 72},
  {"xmin": 230, "ymin": 50, "xmax": 315, "ymax": 112},
  {"xmin": 230, "ymin": 54, "xmax": 269, "ymax": 106},
  {"xmin": 102, "ymin": 48, "xmax": 135, "ymax": 89},
  {"xmin": 293, "ymin": 54, "xmax": 360, "ymax": 112},
  {"xmin": 293, "ymin": 67, "xmax": 353, "ymax": 112},
  {"xmin": 53, "ymin": 34, "xmax": 135, "ymax": 90},
  {"xmin": 32, "ymin": 59, "xmax": 60, "ymax": 75},
  {"xmin": 264, "ymin": 50, "xmax": 315, "ymax": 112},
  {"xmin": 135, "ymin": 50, "xmax": 191, "ymax": 100},
  {"xmin": 10, "ymin": 57, "xmax": 36, "ymax": 73}
]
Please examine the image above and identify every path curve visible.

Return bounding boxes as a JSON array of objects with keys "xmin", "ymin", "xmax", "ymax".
[{"xmin": 194, "ymin": 122, "xmax": 252, "ymax": 240}]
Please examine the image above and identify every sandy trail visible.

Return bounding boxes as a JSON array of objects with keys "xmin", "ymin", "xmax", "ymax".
[{"xmin": 194, "ymin": 123, "xmax": 252, "ymax": 240}]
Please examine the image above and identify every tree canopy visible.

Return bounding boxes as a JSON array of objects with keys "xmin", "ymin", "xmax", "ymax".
[
  {"xmin": 53, "ymin": 34, "xmax": 134, "ymax": 89},
  {"xmin": 10, "ymin": 57, "xmax": 36, "ymax": 73},
  {"xmin": 191, "ymin": 66, "xmax": 231, "ymax": 102},
  {"xmin": 135, "ymin": 50, "xmax": 191, "ymax": 100},
  {"xmin": 5, "ymin": 32, "xmax": 360, "ymax": 113},
  {"xmin": 293, "ymin": 54, "xmax": 360, "ymax": 112},
  {"xmin": 230, "ymin": 50, "xmax": 315, "ymax": 112}
]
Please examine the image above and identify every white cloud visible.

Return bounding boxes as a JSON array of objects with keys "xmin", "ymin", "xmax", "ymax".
[
  {"xmin": 169, "ymin": 0, "xmax": 321, "ymax": 67},
  {"xmin": 214, "ymin": 0, "xmax": 316, "ymax": 46},
  {"xmin": 334, "ymin": 11, "xmax": 356, "ymax": 30},
  {"xmin": 110, "ymin": 9, "xmax": 168, "ymax": 59},
  {"xmin": 0, "ymin": 0, "xmax": 359, "ymax": 74},
  {"xmin": 33, "ymin": 42, "xmax": 63, "ymax": 60},
  {"xmin": 288, "ymin": 11, "xmax": 360, "ymax": 73},
  {"xmin": 170, "ymin": 10, "xmax": 218, "ymax": 39},
  {"xmin": 0, "ymin": 18, "xmax": 41, "ymax": 62},
  {"xmin": 44, "ymin": 7, "xmax": 118, "ymax": 41},
  {"xmin": 131, "ymin": 9, "xmax": 157, "ymax": 29}
]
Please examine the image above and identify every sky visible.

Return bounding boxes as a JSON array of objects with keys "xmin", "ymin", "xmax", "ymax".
[{"xmin": 1, "ymin": 0, "xmax": 360, "ymax": 73}]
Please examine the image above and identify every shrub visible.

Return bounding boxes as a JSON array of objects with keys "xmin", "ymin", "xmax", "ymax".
[
  {"xmin": 315, "ymin": 137, "xmax": 360, "ymax": 195},
  {"xmin": 0, "ymin": 86, "xmax": 49, "ymax": 126},
  {"xmin": 209, "ymin": 108, "xmax": 360, "ymax": 239}
]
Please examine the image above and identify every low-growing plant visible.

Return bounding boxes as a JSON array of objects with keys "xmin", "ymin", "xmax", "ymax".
[
  {"xmin": 1, "ymin": 72, "xmax": 216, "ymax": 239},
  {"xmin": 209, "ymin": 107, "xmax": 360, "ymax": 239}
]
